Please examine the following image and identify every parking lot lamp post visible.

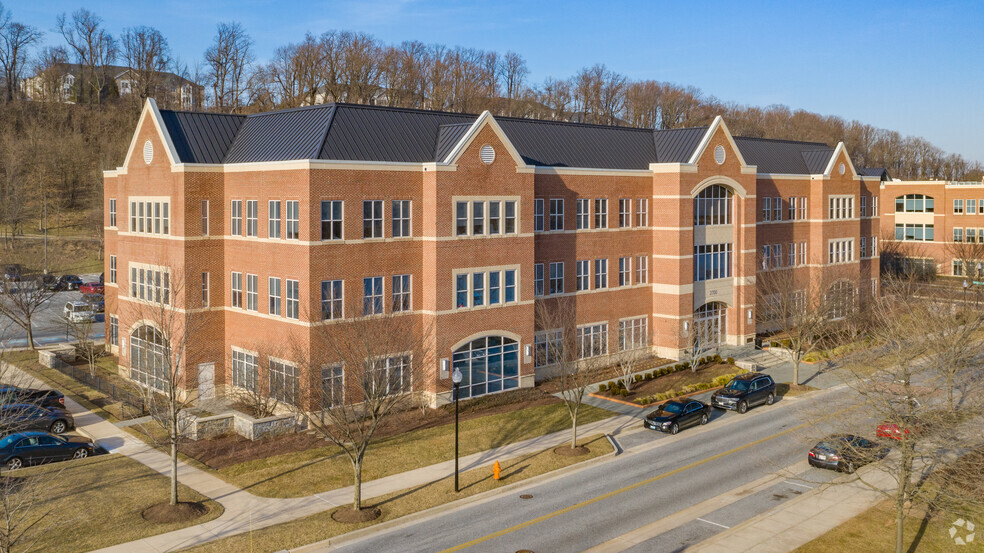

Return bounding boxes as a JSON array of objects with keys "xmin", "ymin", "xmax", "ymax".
[
  {"xmin": 963, "ymin": 279, "xmax": 969, "ymax": 307},
  {"xmin": 452, "ymin": 367, "xmax": 462, "ymax": 492}
]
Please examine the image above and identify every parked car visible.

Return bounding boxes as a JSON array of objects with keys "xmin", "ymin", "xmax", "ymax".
[
  {"xmin": 59, "ymin": 274, "xmax": 83, "ymax": 291},
  {"xmin": 64, "ymin": 301, "xmax": 96, "ymax": 323},
  {"xmin": 808, "ymin": 435, "xmax": 887, "ymax": 473},
  {"xmin": 876, "ymin": 416, "xmax": 925, "ymax": 441},
  {"xmin": 2, "ymin": 264, "xmax": 22, "ymax": 281},
  {"xmin": 711, "ymin": 373, "xmax": 776, "ymax": 414},
  {"xmin": 0, "ymin": 404, "xmax": 75, "ymax": 435},
  {"xmin": 0, "ymin": 385, "xmax": 65, "ymax": 410},
  {"xmin": 83, "ymin": 294, "xmax": 105, "ymax": 313},
  {"xmin": 643, "ymin": 399, "xmax": 711, "ymax": 434},
  {"xmin": 37, "ymin": 274, "xmax": 60, "ymax": 291},
  {"xmin": 0, "ymin": 431, "xmax": 94, "ymax": 470},
  {"xmin": 79, "ymin": 282, "xmax": 104, "ymax": 295}
]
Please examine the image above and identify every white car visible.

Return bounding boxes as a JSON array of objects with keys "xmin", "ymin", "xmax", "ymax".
[{"xmin": 64, "ymin": 301, "xmax": 95, "ymax": 323}]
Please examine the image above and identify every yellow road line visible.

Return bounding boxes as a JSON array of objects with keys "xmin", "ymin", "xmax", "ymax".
[{"xmin": 438, "ymin": 419, "xmax": 814, "ymax": 553}]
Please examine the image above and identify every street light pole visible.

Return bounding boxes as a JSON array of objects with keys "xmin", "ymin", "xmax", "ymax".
[
  {"xmin": 963, "ymin": 278, "xmax": 969, "ymax": 307},
  {"xmin": 452, "ymin": 367, "xmax": 462, "ymax": 492}
]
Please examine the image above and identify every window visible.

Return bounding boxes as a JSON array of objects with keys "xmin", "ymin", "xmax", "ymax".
[
  {"xmin": 636, "ymin": 198, "xmax": 648, "ymax": 227},
  {"xmin": 895, "ymin": 194, "xmax": 934, "ymax": 213},
  {"xmin": 245, "ymin": 200, "xmax": 258, "ymax": 237},
  {"xmin": 231, "ymin": 349, "xmax": 258, "ymax": 392},
  {"xmin": 457, "ymin": 199, "xmax": 517, "ymax": 236},
  {"xmin": 363, "ymin": 276, "xmax": 383, "ymax": 315},
  {"xmin": 694, "ymin": 243, "xmax": 733, "ymax": 281},
  {"xmin": 130, "ymin": 201, "xmax": 137, "ymax": 231},
  {"xmin": 285, "ymin": 279, "xmax": 299, "ymax": 319},
  {"xmin": 109, "ymin": 316, "xmax": 119, "ymax": 346},
  {"xmin": 286, "ymin": 200, "xmax": 300, "ymax": 239},
  {"xmin": 787, "ymin": 242, "xmax": 796, "ymax": 267},
  {"xmin": 594, "ymin": 199, "xmax": 608, "ymax": 229},
  {"xmin": 534, "ymin": 330, "xmax": 563, "ymax": 368},
  {"xmin": 872, "ymin": 196, "xmax": 878, "ymax": 215},
  {"xmin": 472, "ymin": 272, "xmax": 484, "ymax": 306},
  {"xmin": 827, "ymin": 280, "xmax": 855, "ymax": 320},
  {"xmin": 549, "ymin": 199, "xmax": 564, "ymax": 231},
  {"xmin": 619, "ymin": 317, "xmax": 647, "ymax": 351},
  {"xmin": 505, "ymin": 269, "xmax": 517, "ymax": 303},
  {"xmin": 762, "ymin": 197, "xmax": 771, "ymax": 222},
  {"xmin": 392, "ymin": 274, "xmax": 411, "ymax": 312},
  {"xmin": 774, "ymin": 244, "xmax": 783, "ymax": 267},
  {"xmin": 154, "ymin": 202, "xmax": 161, "ymax": 234},
  {"xmin": 594, "ymin": 258, "xmax": 608, "ymax": 289},
  {"xmin": 472, "ymin": 201, "xmax": 485, "ymax": 234},
  {"xmin": 231, "ymin": 272, "xmax": 242, "ymax": 308},
  {"xmin": 954, "ymin": 199, "xmax": 964, "ymax": 214},
  {"xmin": 534, "ymin": 199, "xmax": 544, "ymax": 232},
  {"xmin": 576, "ymin": 260, "xmax": 589, "ymax": 291},
  {"xmin": 954, "ymin": 228, "xmax": 964, "ymax": 243},
  {"xmin": 452, "ymin": 269, "xmax": 518, "ymax": 308},
  {"xmin": 263, "ymin": 200, "xmax": 279, "ymax": 239},
  {"xmin": 456, "ymin": 274, "xmax": 468, "ymax": 308},
  {"xmin": 772, "ymin": 197, "xmax": 782, "ymax": 221},
  {"xmin": 201, "ymin": 200, "xmax": 209, "ymax": 235},
  {"xmin": 130, "ymin": 326, "xmax": 168, "ymax": 391},
  {"xmin": 693, "ymin": 185, "xmax": 733, "ymax": 226},
  {"xmin": 269, "ymin": 277, "xmax": 282, "ymax": 316},
  {"xmin": 488, "ymin": 201, "xmax": 500, "ymax": 234},
  {"xmin": 636, "ymin": 255, "xmax": 648, "ymax": 283},
  {"xmin": 392, "ymin": 200, "xmax": 411, "ymax": 238},
  {"xmin": 762, "ymin": 245, "xmax": 771, "ymax": 269},
  {"xmin": 504, "ymin": 201, "xmax": 516, "ymax": 234},
  {"xmin": 860, "ymin": 195, "xmax": 867, "ymax": 217},
  {"xmin": 954, "ymin": 260, "xmax": 964, "ymax": 276},
  {"xmin": 109, "ymin": 199, "xmax": 117, "ymax": 227},
  {"xmin": 321, "ymin": 365, "xmax": 344, "ymax": 409},
  {"xmin": 246, "ymin": 274, "xmax": 258, "ymax": 311},
  {"xmin": 969, "ymin": 228, "xmax": 978, "ymax": 243},
  {"xmin": 549, "ymin": 262, "xmax": 564, "ymax": 295},
  {"xmin": 895, "ymin": 223, "xmax": 934, "ymax": 241},
  {"xmin": 828, "ymin": 196, "xmax": 855, "ymax": 219},
  {"xmin": 619, "ymin": 257, "xmax": 630, "ymax": 286},
  {"xmin": 456, "ymin": 201, "xmax": 468, "ymax": 236},
  {"xmin": 534, "ymin": 263, "xmax": 544, "ymax": 297},
  {"xmin": 109, "ymin": 255, "xmax": 117, "ymax": 284},
  {"xmin": 788, "ymin": 197, "xmax": 797, "ymax": 220},
  {"xmin": 269, "ymin": 360, "xmax": 299, "ymax": 405},
  {"xmin": 363, "ymin": 200, "xmax": 383, "ymax": 238},
  {"xmin": 576, "ymin": 323, "xmax": 608, "ymax": 358},
  {"xmin": 202, "ymin": 272, "xmax": 209, "ymax": 307},
  {"xmin": 231, "ymin": 200, "xmax": 242, "ymax": 236},
  {"xmin": 576, "ymin": 199, "xmax": 589, "ymax": 229},
  {"xmin": 619, "ymin": 198, "xmax": 631, "ymax": 228},
  {"xmin": 127, "ymin": 198, "xmax": 170, "ymax": 236},
  {"xmin": 828, "ymin": 239, "xmax": 855, "ymax": 264},
  {"xmin": 320, "ymin": 279, "xmax": 342, "ymax": 319},
  {"xmin": 365, "ymin": 356, "xmax": 412, "ymax": 397},
  {"xmin": 969, "ymin": 200, "xmax": 978, "ymax": 215},
  {"xmin": 799, "ymin": 196, "xmax": 807, "ymax": 220},
  {"xmin": 453, "ymin": 337, "xmax": 519, "ymax": 399},
  {"xmin": 871, "ymin": 236, "xmax": 877, "ymax": 256},
  {"xmin": 799, "ymin": 241, "xmax": 807, "ymax": 266},
  {"xmin": 860, "ymin": 237, "xmax": 867, "ymax": 258},
  {"xmin": 489, "ymin": 271, "xmax": 500, "ymax": 304}
]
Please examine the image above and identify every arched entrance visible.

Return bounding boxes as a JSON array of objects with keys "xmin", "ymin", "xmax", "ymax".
[
  {"xmin": 130, "ymin": 325, "xmax": 168, "ymax": 390},
  {"xmin": 451, "ymin": 335, "xmax": 520, "ymax": 399},
  {"xmin": 694, "ymin": 302, "xmax": 727, "ymax": 348}
]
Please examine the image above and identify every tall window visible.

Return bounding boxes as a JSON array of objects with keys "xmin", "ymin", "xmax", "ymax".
[
  {"xmin": 286, "ymin": 200, "xmax": 300, "ymax": 239},
  {"xmin": 130, "ymin": 326, "xmax": 168, "ymax": 390},
  {"xmin": 246, "ymin": 273, "xmax": 258, "ymax": 311},
  {"xmin": 762, "ymin": 196, "xmax": 771, "ymax": 222},
  {"xmin": 534, "ymin": 330, "xmax": 563, "ymax": 368},
  {"xmin": 392, "ymin": 274, "xmax": 411, "ymax": 312},
  {"xmin": 772, "ymin": 197, "xmax": 782, "ymax": 221},
  {"xmin": 576, "ymin": 323, "xmax": 608, "ymax": 358},
  {"xmin": 799, "ymin": 196, "xmax": 807, "ymax": 219},
  {"xmin": 860, "ymin": 195, "xmax": 867, "ymax": 217},
  {"xmin": 109, "ymin": 199, "xmax": 117, "ymax": 227},
  {"xmin": 363, "ymin": 200, "xmax": 383, "ymax": 238},
  {"xmin": 245, "ymin": 200, "xmax": 258, "ymax": 237},
  {"xmin": 456, "ymin": 202, "xmax": 468, "ymax": 236},
  {"xmin": 452, "ymin": 337, "xmax": 519, "ymax": 399},
  {"xmin": 549, "ymin": 262, "xmax": 564, "ymax": 295},
  {"xmin": 269, "ymin": 277, "xmax": 281, "ymax": 315},
  {"xmin": 636, "ymin": 255, "xmax": 648, "ymax": 283},
  {"xmin": 788, "ymin": 243, "xmax": 796, "ymax": 266},
  {"xmin": 488, "ymin": 201, "xmax": 500, "ymax": 234},
  {"xmin": 619, "ymin": 257, "xmax": 631, "ymax": 286},
  {"xmin": 549, "ymin": 199, "xmax": 564, "ymax": 231},
  {"xmin": 231, "ymin": 349, "xmax": 258, "ymax": 392},
  {"xmin": 363, "ymin": 276, "xmax": 383, "ymax": 315},
  {"xmin": 472, "ymin": 201, "xmax": 484, "ymax": 234},
  {"xmin": 269, "ymin": 360, "xmax": 299, "ymax": 405},
  {"xmin": 231, "ymin": 272, "xmax": 242, "ymax": 308},
  {"xmin": 202, "ymin": 272, "xmax": 209, "ymax": 307},
  {"xmin": 799, "ymin": 242, "xmax": 807, "ymax": 265},
  {"xmin": 636, "ymin": 198, "xmax": 648, "ymax": 226},
  {"xmin": 109, "ymin": 255, "xmax": 117, "ymax": 284},
  {"xmin": 954, "ymin": 199, "xmax": 964, "ymax": 214},
  {"xmin": 472, "ymin": 272, "xmax": 484, "ymax": 305},
  {"xmin": 788, "ymin": 197, "xmax": 797, "ymax": 220},
  {"xmin": 231, "ymin": 200, "xmax": 242, "ymax": 236},
  {"xmin": 534, "ymin": 263, "xmax": 544, "ymax": 297},
  {"xmin": 969, "ymin": 200, "xmax": 978, "ymax": 214},
  {"xmin": 365, "ymin": 356, "xmax": 412, "ymax": 397},
  {"xmin": 201, "ymin": 200, "xmax": 209, "ymax": 235},
  {"xmin": 576, "ymin": 199, "xmax": 589, "ymax": 229},
  {"xmin": 321, "ymin": 365, "xmax": 344, "ymax": 409},
  {"xmin": 594, "ymin": 199, "xmax": 608, "ymax": 229},
  {"xmin": 392, "ymin": 200, "xmax": 410, "ymax": 237},
  {"xmin": 619, "ymin": 199, "xmax": 631, "ymax": 228},
  {"xmin": 954, "ymin": 228, "xmax": 964, "ymax": 243},
  {"xmin": 504, "ymin": 201, "xmax": 516, "ymax": 234},
  {"xmin": 694, "ymin": 185, "xmax": 732, "ymax": 226},
  {"xmin": 109, "ymin": 316, "xmax": 119, "ymax": 346},
  {"xmin": 860, "ymin": 236, "xmax": 867, "ymax": 258},
  {"xmin": 828, "ymin": 239, "xmax": 854, "ymax": 264},
  {"xmin": 828, "ymin": 196, "xmax": 855, "ymax": 219},
  {"xmin": 576, "ymin": 260, "xmax": 589, "ymax": 291},
  {"xmin": 534, "ymin": 199, "xmax": 544, "ymax": 232},
  {"xmin": 321, "ymin": 279, "xmax": 342, "ymax": 319},
  {"xmin": 269, "ymin": 200, "xmax": 281, "ymax": 239},
  {"xmin": 694, "ymin": 243, "xmax": 732, "ymax": 281},
  {"xmin": 285, "ymin": 279, "xmax": 299, "ymax": 319},
  {"xmin": 619, "ymin": 317, "xmax": 647, "ymax": 351},
  {"xmin": 594, "ymin": 258, "xmax": 608, "ymax": 289}
]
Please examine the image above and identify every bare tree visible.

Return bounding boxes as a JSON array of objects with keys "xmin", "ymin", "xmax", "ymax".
[
  {"xmin": 203, "ymin": 22, "xmax": 254, "ymax": 112},
  {"xmin": 944, "ymin": 235, "xmax": 984, "ymax": 284},
  {"xmin": 680, "ymin": 317, "xmax": 715, "ymax": 373},
  {"xmin": 611, "ymin": 343, "xmax": 647, "ymax": 392},
  {"xmin": 63, "ymin": 309, "xmax": 99, "ymax": 377},
  {"xmin": 27, "ymin": 46, "xmax": 69, "ymax": 102},
  {"xmin": 0, "ymin": 7, "xmax": 42, "ymax": 103},
  {"xmin": 297, "ymin": 313, "xmax": 431, "ymax": 516},
  {"xmin": 56, "ymin": 9, "xmax": 117, "ymax": 104},
  {"xmin": 120, "ymin": 26, "xmax": 171, "ymax": 106},
  {"xmin": 0, "ymin": 278, "xmax": 57, "ymax": 351}
]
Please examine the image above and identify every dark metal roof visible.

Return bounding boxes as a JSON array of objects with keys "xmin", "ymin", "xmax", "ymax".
[
  {"xmin": 801, "ymin": 149, "xmax": 835, "ymax": 174},
  {"xmin": 159, "ymin": 110, "xmax": 245, "ymax": 164},
  {"xmin": 653, "ymin": 127, "xmax": 708, "ymax": 163},
  {"xmin": 435, "ymin": 123, "xmax": 472, "ymax": 162},
  {"xmin": 732, "ymin": 136, "xmax": 833, "ymax": 174},
  {"xmin": 858, "ymin": 167, "xmax": 889, "ymax": 180},
  {"xmin": 225, "ymin": 105, "xmax": 336, "ymax": 163},
  {"xmin": 497, "ymin": 118, "xmax": 657, "ymax": 169},
  {"xmin": 320, "ymin": 105, "xmax": 473, "ymax": 162}
]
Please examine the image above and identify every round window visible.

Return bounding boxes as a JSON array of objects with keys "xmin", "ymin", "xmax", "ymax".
[
  {"xmin": 143, "ymin": 140, "xmax": 154, "ymax": 164},
  {"xmin": 839, "ymin": 162, "xmax": 846, "ymax": 175},
  {"xmin": 479, "ymin": 144, "xmax": 495, "ymax": 165},
  {"xmin": 714, "ymin": 145, "xmax": 726, "ymax": 165}
]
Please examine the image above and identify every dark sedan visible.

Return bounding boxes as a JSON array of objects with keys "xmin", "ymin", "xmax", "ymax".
[
  {"xmin": 0, "ymin": 404, "xmax": 75, "ymax": 435},
  {"xmin": 59, "ymin": 275, "xmax": 83, "ymax": 291},
  {"xmin": 0, "ymin": 386, "xmax": 66, "ymax": 410},
  {"xmin": 808, "ymin": 435, "xmax": 887, "ymax": 473},
  {"xmin": 83, "ymin": 294, "xmax": 105, "ymax": 313},
  {"xmin": 643, "ymin": 399, "xmax": 711, "ymax": 434},
  {"xmin": 0, "ymin": 431, "xmax": 94, "ymax": 470}
]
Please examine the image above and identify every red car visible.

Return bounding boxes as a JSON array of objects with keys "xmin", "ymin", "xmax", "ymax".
[
  {"xmin": 876, "ymin": 418, "xmax": 923, "ymax": 440},
  {"xmin": 79, "ymin": 282, "xmax": 104, "ymax": 295}
]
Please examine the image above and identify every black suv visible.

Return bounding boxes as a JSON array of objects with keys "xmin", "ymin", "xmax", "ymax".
[
  {"xmin": 0, "ymin": 386, "xmax": 66, "ymax": 410},
  {"xmin": 711, "ymin": 373, "xmax": 776, "ymax": 414}
]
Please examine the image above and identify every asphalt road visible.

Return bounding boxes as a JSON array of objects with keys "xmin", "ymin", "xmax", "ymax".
[
  {"xmin": 323, "ymin": 388, "xmax": 848, "ymax": 553},
  {"xmin": 0, "ymin": 273, "xmax": 105, "ymax": 349}
]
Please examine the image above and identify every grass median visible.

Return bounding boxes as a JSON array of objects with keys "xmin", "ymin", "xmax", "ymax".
[{"xmin": 182, "ymin": 434, "xmax": 612, "ymax": 553}]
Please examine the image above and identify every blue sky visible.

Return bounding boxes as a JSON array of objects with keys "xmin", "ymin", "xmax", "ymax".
[{"xmin": 11, "ymin": 0, "xmax": 984, "ymax": 162}]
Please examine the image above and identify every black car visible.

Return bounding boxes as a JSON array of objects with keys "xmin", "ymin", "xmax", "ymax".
[
  {"xmin": 0, "ymin": 386, "xmax": 65, "ymax": 410},
  {"xmin": 0, "ymin": 404, "xmax": 75, "ymax": 435},
  {"xmin": 643, "ymin": 399, "xmax": 711, "ymax": 434},
  {"xmin": 711, "ymin": 373, "xmax": 776, "ymax": 414},
  {"xmin": 0, "ymin": 431, "xmax": 94, "ymax": 470},
  {"xmin": 83, "ymin": 294, "xmax": 105, "ymax": 313},
  {"xmin": 808, "ymin": 435, "xmax": 887, "ymax": 473},
  {"xmin": 2, "ymin": 264, "xmax": 21, "ymax": 281},
  {"xmin": 37, "ymin": 274, "xmax": 59, "ymax": 291},
  {"xmin": 58, "ymin": 274, "xmax": 83, "ymax": 291}
]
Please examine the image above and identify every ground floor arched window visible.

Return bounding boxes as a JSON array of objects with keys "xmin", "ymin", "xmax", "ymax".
[
  {"xmin": 694, "ymin": 302, "xmax": 727, "ymax": 348},
  {"xmin": 130, "ymin": 325, "xmax": 168, "ymax": 390},
  {"xmin": 451, "ymin": 336, "xmax": 520, "ymax": 399}
]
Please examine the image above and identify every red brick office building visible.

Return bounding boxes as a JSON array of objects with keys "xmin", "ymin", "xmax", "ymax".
[{"xmin": 103, "ymin": 99, "xmax": 884, "ymax": 409}]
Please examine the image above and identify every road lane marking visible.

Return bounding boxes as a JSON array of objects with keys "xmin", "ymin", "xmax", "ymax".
[
  {"xmin": 436, "ymin": 419, "xmax": 820, "ymax": 553},
  {"xmin": 784, "ymin": 480, "xmax": 814, "ymax": 490},
  {"xmin": 696, "ymin": 517, "xmax": 730, "ymax": 529}
]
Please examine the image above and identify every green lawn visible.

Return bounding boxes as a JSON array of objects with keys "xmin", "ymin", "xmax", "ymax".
[
  {"xmin": 13, "ymin": 454, "xmax": 222, "ymax": 553},
  {"xmin": 183, "ymin": 434, "xmax": 612, "ymax": 553}
]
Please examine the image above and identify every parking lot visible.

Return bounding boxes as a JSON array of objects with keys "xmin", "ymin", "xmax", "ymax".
[{"xmin": 0, "ymin": 273, "xmax": 105, "ymax": 349}]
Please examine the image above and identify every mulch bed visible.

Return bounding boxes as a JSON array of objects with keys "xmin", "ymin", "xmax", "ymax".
[
  {"xmin": 141, "ymin": 501, "xmax": 210, "ymax": 523},
  {"xmin": 594, "ymin": 363, "xmax": 737, "ymax": 403},
  {"xmin": 332, "ymin": 506, "xmax": 381, "ymax": 523},
  {"xmin": 537, "ymin": 356, "xmax": 672, "ymax": 394}
]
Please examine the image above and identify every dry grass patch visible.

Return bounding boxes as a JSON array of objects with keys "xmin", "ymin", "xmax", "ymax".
[
  {"xmin": 775, "ymin": 383, "xmax": 817, "ymax": 397},
  {"xmin": 182, "ymin": 434, "xmax": 612, "ymax": 553}
]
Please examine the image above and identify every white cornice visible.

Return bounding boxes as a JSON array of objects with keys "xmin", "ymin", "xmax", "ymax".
[{"xmin": 688, "ymin": 116, "xmax": 751, "ymax": 169}]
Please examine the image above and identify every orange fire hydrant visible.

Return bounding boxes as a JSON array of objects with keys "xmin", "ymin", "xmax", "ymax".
[{"xmin": 493, "ymin": 460, "xmax": 502, "ymax": 481}]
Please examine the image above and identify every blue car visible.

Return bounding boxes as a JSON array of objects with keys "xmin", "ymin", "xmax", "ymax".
[{"xmin": 0, "ymin": 431, "xmax": 94, "ymax": 470}]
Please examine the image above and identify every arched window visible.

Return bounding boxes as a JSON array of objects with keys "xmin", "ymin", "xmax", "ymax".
[
  {"xmin": 451, "ymin": 336, "xmax": 520, "ymax": 399},
  {"xmin": 894, "ymin": 194, "xmax": 934, "ymax": 213},
  {"xmin": 693, "ymin": 302, "xmax": 727, "ymax": 347},
  {"xmin": 130, "ymin": 325, "xmax": 168, "ymax": 390},
  {"xmin": 693, "ymin": 185, "xmax": 733, "ymax": 226}
]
